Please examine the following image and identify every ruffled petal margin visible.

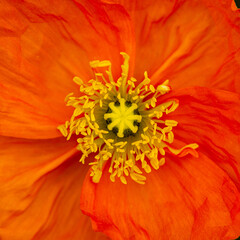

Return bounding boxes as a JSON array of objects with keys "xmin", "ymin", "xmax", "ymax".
[
  {"xmin": 0, "ymin": 0, "xmax": 134, "ymax": 139},
  {"xmin": 163, "ymin": 87, "xmax": 240, "ymax": 191},
  {"xmin": 81, "ymin": 153, "xmax": 240, "ymax": 240},
  {"xmin": 0, "ymin": 136, "xmax": 108, "ymax": 240}
]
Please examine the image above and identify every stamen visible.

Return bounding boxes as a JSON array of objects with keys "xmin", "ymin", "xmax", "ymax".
[{"xmin": 58, "ymin": 53, "xmax": 198, "ymax": 184}]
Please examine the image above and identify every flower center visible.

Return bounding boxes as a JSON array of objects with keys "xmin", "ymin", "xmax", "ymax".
[
  {"xmin": 104, "ymin": 98, "xmax": 142, "ymax": 138},
  {"xmin": 58, "ymin": 52, "xmax": 198, "ymax": 184}
]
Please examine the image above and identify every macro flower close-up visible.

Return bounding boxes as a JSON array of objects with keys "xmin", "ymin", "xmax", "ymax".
[{"xmin": 0, "ymin": 0, "xmax": 240, "ymax": 239}]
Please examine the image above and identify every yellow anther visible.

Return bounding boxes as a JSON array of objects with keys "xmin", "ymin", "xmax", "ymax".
[
  {"xmin": 133, "ymin": 165, "xmax": 142, "ymax": 174},
  {"xmin": 117, "ymin": 148, "xmax": 125, "ymax": 153},
  {"xmin": 57, "ymin": 125, "xmax": 68, "ymax": 137},
  {"xmin": 151, "ymin": 99, "xmax": 156, "ymax": 108},
  {"xmin": 123, "ymin": 168, "xmax": 129, "ymax": 176},
  {"xmin": 120, "ymin": 175, "xmax": 127, "ymax": 184},
  {"xmin": 144, "ymin": 164, "xmax": 151, "ymax": 173},
  {"xmin": 143, "ymin": 126, "xmax": 149, "ymax": 132},
  {"xmin": 150, "ymin": 158, "xmax": 159, "ymax": 170},
  {"xmin": 90, "ymin": 109, "xmax": 95, "ymax": 122},
  {"xmin": 132, "ymin": 140, "xmax": 143, "ymax": 146},
  {"xmin": 159, "ymin": 158, "xmax": 165, "ymax": 166},
  {"xmin": 157, "ymin": 84, "xmax": 171, "ymax": 94},
  {"xmin": 165, "ymin": 119, "xmax": 178, "ymax": 127},
  {"xmin": 132, "ymin": 95, "xmax": 139, "ymax": 101},
  {"xmin": 150, "ymin": 85, "xmax": 155, "ymax": 93},
  {"xmin": 73, "ymin": 76, "xmax": 83, "ymax": 85},
  {"xmin": 141, "ymin": 133, "xmax": 150, "ymax": 143},
  {"xmin": 92, "ymin": 169, "xmax": 102, "ymax": 183}
]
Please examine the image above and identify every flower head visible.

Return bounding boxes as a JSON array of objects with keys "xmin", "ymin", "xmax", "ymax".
[
  {"xmin": 58, "ymin": 52, "xmax": 198, "ymax": 185},
  {"xmin": 0, "ymin": 0, "xmax": 240, "ymax": 240}
]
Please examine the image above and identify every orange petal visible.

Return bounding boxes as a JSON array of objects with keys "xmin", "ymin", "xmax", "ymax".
[
  {"xmin": 0, "ymin": 136, "xmax": 108, "ymax": 239},
  {"xmin": 0, "ymin": 0, "xmax": 134, "ymax": 139},
  {"xmin": 163, "ymin": 87, "xmax": 240, "ymax": 191},
  {"xmin": 105, "ymin": 0, "xmax": 240, "ymax": 92},
  {"xmin": 81, "ymin": 153, "xmax": 240, "ymax": 239}
]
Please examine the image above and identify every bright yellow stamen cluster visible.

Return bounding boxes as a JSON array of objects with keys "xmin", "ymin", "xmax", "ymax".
[{"xmin": 58, "ymin": 52, "xmax": 198, "ymax": 184}]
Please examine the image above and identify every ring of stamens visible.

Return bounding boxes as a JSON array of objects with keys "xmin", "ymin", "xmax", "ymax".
[
  {"xmin": 104, "ymin": 98, "xmax": 142, "ymax": 138},
  {"xmin": 58, "ymin": 52, "xmax": 199, "ymax": 185}
]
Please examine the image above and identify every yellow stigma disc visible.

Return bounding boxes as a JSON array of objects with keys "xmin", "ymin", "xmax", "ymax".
[{"xmin": 104, "ymin": 98, "xmax": 142, "ymax": 138}]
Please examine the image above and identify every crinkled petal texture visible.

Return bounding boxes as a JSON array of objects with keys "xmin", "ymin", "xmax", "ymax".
[
  {"xmin": 0, "ymin": 137, "xmax": 108, "ymax": 240},
  {"xmin": 103, "ymin": 0, "xmax": 240, "ymax": 92},
  {"xmin": 81, "ymin": 154, "xmax": 240, "ymax": 240},
  {"xmin": 164, "ymin": 87, "xmax": 240, "ymax": 191},
  {"xmin": 1, "ymin": 0, "xmax": 240, "ymax": 239},
  {"xmin": 0, "ymin": 0, "xmax": 134, "ymax": 139},
  {"xmin": 81, "ymin": 87, "xmax": 240, "ymax": 240},
  {"xmin": 1, "ymin": 0, "xmax": 240, "ymax": 139}
]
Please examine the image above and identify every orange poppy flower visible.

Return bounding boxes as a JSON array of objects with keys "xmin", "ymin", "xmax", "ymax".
[{"xmin": 0, "ymin": 0, "xmax": 240, "ymax": 240}]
